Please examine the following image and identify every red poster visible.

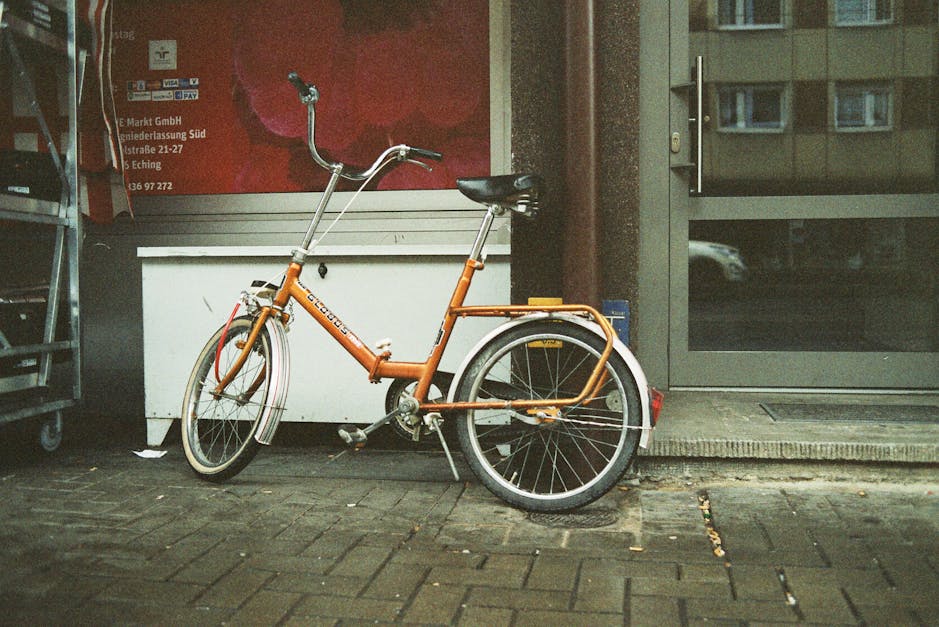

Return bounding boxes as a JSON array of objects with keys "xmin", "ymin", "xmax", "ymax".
[{"xmin": 110, "ymin": 0, "xmax": 490, "ymax": 196}]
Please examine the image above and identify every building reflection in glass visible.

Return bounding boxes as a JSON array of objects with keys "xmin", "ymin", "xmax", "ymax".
[{"xmin": 690, "ymin": 0, "xmax": 938, "ymax": 196}]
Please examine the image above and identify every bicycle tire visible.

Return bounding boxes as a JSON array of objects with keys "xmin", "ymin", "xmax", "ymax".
[
  {"xmin": 453, "ymin": 320, "xmax": 641, "ymax": 512},
  {"xmin": 181, "ymin": 315, "xmax": 271, "ymax": 481}
]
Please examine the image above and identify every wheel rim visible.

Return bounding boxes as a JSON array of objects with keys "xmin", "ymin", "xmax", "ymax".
[
  {"xmin": 39, "ymin": 413, "xmax": 63, "ymax": 452},
  {"xmin": 185, "ymin": 321, "xmax": 269, "ymax": 470},
  {"xmin": 465, "ymin": 332, "xmax": 631, "ymax": 502}
]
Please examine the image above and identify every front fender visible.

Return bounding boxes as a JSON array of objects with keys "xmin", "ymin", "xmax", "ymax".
[
  {"xmin": 254, "ymin": 315, "xmax": 291, "ymax": 445},
  {"xmin": 447, "ymin": 312, "xmax": 655, "ymax": 448}
]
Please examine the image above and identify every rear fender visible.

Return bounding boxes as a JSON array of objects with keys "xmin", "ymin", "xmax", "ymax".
[{"xmin": 447, "ymin": 313, "xmax": 655, "ymax": 448}]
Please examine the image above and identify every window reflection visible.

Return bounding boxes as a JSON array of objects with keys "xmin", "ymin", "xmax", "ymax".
[
  {"xmin": 835, "ymin": 83, "xmax": 893, "ymax": 130},
  {"xmin": 835, "ymin": 0, "xmax": 894, "ymax": 25},
  {"xmin": 719, "ymin": 85, "xmax": 786, "ymax": 131},
  {"xmin": 689, "ymin": 218, "xmax": 939, "ymax": 352},
  {"xmin": 718, "ymin": 0, "xmax": 784, "ymax": 28}
]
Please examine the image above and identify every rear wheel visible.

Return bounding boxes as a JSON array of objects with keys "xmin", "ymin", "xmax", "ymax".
[
  {"xmin": 454, "ymin": 321, "xmax": 641, "ymax": 512},
  {"xmin": 181, "ymin": 316, "xmax": 271, "ymax": 481}
]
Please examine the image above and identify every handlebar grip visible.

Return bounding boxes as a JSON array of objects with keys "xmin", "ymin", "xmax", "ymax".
[
  {"xmin": 287, "ymin": 71, "xmax": 307, "ymax": 92},
  {"xmin": 287, "ymin": 70, "xmax": 319, "ymax": 103},
  {"xmin": 409, "ymin": 147, "xmax": 443, "ymax": 162}
]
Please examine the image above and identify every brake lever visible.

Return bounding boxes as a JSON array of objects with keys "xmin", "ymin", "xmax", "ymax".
[{"xmin": 403, "ymin": 158, "xmax": 434, "ymax": 172}]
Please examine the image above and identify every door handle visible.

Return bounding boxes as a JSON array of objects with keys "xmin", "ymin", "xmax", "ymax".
[
  {"xmin": 669, "ymin": 56, "xmax": 705, "ymax": 194},
  {"xmin": 691, "ymin": 55, "xmax": 704, "ymax": 195}
]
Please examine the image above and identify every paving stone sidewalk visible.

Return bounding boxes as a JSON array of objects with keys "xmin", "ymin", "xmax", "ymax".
[{"xmin": 0, "ymin": 444, "xmax": 937, "ymax": 625}]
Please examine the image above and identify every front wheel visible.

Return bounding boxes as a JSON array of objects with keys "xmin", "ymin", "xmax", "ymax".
[
  {"xmin": 181, "ymin": 316, "xmax": 272, "ymax": 481},
  {"xmin": 453, "ymin": 321, "xmax": 642, "ymax": 512}
]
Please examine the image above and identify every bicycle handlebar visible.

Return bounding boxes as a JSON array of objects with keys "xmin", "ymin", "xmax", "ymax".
[{"xmin": 287, "ymin": 70, "xmax": 442, "ymax": 181}]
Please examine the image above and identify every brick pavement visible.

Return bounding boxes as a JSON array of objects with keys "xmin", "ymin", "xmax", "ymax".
[{"xmin": 0, "ymin": 443, "xmax": 937, "ymax": 625}]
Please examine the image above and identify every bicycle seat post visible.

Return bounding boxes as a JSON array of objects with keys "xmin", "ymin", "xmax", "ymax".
[{"xmin": 469, "ymin": 205, "xmax": 502, "ymax": 263}]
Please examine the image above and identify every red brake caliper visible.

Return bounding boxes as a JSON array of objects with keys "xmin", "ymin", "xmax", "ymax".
[{"xmin": 214, "ymin": 301, "xmax": 241, "ymax": 384}]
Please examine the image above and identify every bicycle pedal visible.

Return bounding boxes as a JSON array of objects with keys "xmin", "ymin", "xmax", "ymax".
[
  {"xmin": 338, "ymin": 426, "xmax": 367, "ymax": 445},
  {"xmin": 374, "ymin": 337, "xmax": 392, "ymax": 351}
]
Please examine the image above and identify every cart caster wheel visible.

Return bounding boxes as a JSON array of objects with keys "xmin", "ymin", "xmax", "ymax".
[{"xmin": 38, "ymin": 412, "xmax": 63, "ymax": 452}]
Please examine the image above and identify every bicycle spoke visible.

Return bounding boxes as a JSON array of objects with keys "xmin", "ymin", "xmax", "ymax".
[
  {"xmin": 476, "ymin": 421, "xmax": 537, "ymax": 461},
  {"xmin": 472, "ymin": 376, "xmax": 629, "ymax": 494},
  {"xmin": 500, "ymin": 433, "xmax": 537, "ymax": 487},
  {"xmin": 557, "ymin": 410, "xmax": 624, "ymax": 428},
  {"xmin": 554, "ymin": 351, "xmax": 593, "ymax": 394},
  {"xmin": 547, "ymin": 431, "xmax": 571, "ymax": 494},
  {"xmin": 508, "ymin": 365, "xmax": 539, "ymax": 400},
  {"xmin": 523, "ymin": 343, "xmax": 534, "ymax": 398},
  {"xmin": 557, "ymin": 421, "xmax": 603, "ymax": 477},
  {"xmin": 556, "ymin": 425, "xmax": 620, "ymax": 454},
  {"xmin": 512, "ymin": 431, "xmax": 536, "ymax": 487}
]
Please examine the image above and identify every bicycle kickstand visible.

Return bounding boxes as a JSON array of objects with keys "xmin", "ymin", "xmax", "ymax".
[{"xmin": 423, "ymin": 412, "xmax": 461, "ymax": 481}]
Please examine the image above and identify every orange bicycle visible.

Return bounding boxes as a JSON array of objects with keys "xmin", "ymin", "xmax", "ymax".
[{"xmin": 181, "ymin": 72, "xmax": 662, "ymax": 512}]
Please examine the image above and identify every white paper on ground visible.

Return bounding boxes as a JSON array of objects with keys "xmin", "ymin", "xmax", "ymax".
[{"xmin": 132, "ymin": 449, "xmax": 168, "ymax": 459}]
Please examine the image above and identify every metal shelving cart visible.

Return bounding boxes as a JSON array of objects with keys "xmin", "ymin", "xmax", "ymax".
[{"xmin": 0, "ymin": 0, "xmax": 84, "ymax": 451}]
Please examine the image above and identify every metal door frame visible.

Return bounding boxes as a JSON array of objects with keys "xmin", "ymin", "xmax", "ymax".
[{"xmin": 637, "ymin": 0, "xmax": 939, "ymax": 390}]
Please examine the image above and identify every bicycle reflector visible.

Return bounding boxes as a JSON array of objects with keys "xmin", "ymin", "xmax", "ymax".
[{"xmin": 649, "ymin": 388, "xmax": 664, "ymax": 425}]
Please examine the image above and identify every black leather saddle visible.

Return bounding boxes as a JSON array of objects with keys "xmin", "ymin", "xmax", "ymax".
[{"xmin": 456, "ymin": 173, "xmax": 544, "ymax": 215}]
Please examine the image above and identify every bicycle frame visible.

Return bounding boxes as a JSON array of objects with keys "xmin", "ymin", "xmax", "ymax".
[
  {"xmin": 209, "ymin": 86, "xmax": 620, "ymax": 417},
  {"xmin": 212, "ymin": 177, "xmax": 617, "ymax": 416},
  {"xmin": 274, "ymin": 260, "xmax": 617, "ymax": 413}
]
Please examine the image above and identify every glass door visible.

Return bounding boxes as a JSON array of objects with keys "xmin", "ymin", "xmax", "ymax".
[{"xmin": 667, "ymin": 0, "xmax": 939, "ymax": 388}]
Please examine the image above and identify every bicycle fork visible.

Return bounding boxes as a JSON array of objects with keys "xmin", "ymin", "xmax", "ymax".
[{"xmin": 211, "ymin": 308, "xmax": 291, "ymax": 446}]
